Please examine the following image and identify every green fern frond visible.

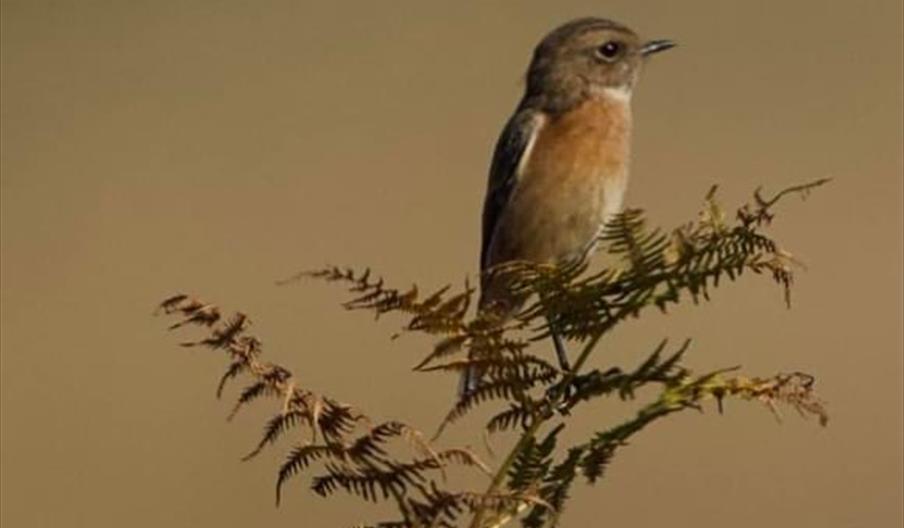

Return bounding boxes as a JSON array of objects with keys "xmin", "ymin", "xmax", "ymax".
[
  {"xmin": 601, "ymin": 208, "xmax": 671, "ymax": 278},
  {"xmin": 507, "ymin": 425, "xmax": 563, "ymax": 493},
  {"xmin": 521, "ymin": 447, "xmax": 584, "ymax": 527},
  {"xmin": 559, "ymin": 339, "xmax": 690, "ymax": 412},
  {"xmin": 579, "ymin": 404, "xmax": 671, "ymax": 483},
  {"xmin": 519, "ymin": 185, "xmax": 815, "ymax": 343},
  {"xmin": 574, "ymin": 366, "xmax": 828, "ymax": 486}
]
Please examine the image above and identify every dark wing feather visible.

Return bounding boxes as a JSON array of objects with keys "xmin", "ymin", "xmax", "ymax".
[{"xmin": 480, "ymin": 109, "xmax": 543, "ymax": 270}]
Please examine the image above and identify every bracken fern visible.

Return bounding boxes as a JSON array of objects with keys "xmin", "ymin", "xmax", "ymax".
[{"xmin": 155, "ymin": 181, "xmax": 829, "ymax": 527}]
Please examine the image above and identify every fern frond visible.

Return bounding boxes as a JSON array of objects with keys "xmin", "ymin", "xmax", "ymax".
[
  {"xmin": 601, "ymin": 208, "xmax": 670, "ymax": 279},
  {"xmin": 316, "ymin": 399, "xmax": 368, "ymax": 443},
  {"xmin": 741, "ymin": 178, "xmax": 831, "ymax": 228},
  {"xmin": 227, "ymin": 380, "xmax": 280, "ymax": 420},
  {"xmin": 216, "ymin": 360, "xmax": 249, "ymax": 398},
  {"xmin": 167, "ymin": 303, "xmax": 221, "ymax": 329},
  {"xmin": 575, "ymin": 365, "xmax": 828, "ymax": 485},
  {"xmin": 435, "ymin": 373, "xmax": 544, "ymax": 439},
  {"xmin": 711, "ymin": 371, "xmax": 829, "ymax": 426},
  {"xmin": 158, "ymin": 295, "xmax": 495, "ymax": 514},
  {"xmin": 498, "ymin": 259, "xmax": 588, "ymax": 300},
  {"xmin": 406, "ymin": 483, "xmax": 468, "ymax": 528},
  {"xmin": 346, "ymin": 421, "xmax": 412, "ymax": 462},
  {"xmin": 154, "ymin": 293, "xmax": 190, "ymax": 315},
  {"xmin": 276, "ymin": 444, "xmax": 337, "ymax": 505},
  {"xmin": 435, "ymin": 448, "xmax": 492, "ymax": 476},
  {"xmin": 420, "ymin": 354, "xmax": 558, "ymax": 384},
  {"xmin": 486, "ymin": 405, "xmax": 535, "ymax": 433},
  {"xmin": 407, "ymin": 287, "xmax": 474, "ymax": 335},
  {"xmin": 243, "ymin": 410, "xmax": 308, "ymax": 461},
  {"xmin": 274, "ymin": 422, "xmax": 471, "ymax": 506},
  {"xmin": 413, "ymin": 334, "xmax": 470, "ymax": 370},
  {"xmin": 411, "ymin": 323, "xmax": 530, "ymax": 373},
  {"xmin": 297, "ymin": 266, "xmax": 477, "ymax": 339},
  {"xmin": 579, "ymin": 404, "xmax": 671, "ymax": 483},
  {"xmin": 507, "ymin": 425, "xmax": 562, "ymax": 493},
  {"xmin": 157, "ymin": 181, "xmax": 828, "ymax": 525},
  {"xmin": 559, "ymin": 339, "xmax": 691, "ymax": 412},
  {"xmin": 404, "ymin": 484, "xmax": 547, "ymax": 528},
  {"xmin": 521, "ymin": 447, "xmax": 583, "ymax": 528},
  {"xmin": 229, "ymin": 335, "xmax": 263, "ymax": 358},
  {"xmin": 311, "ymin": 460, "xmax": 427, "ymax": 502},
  {"xmin": 518, "ymin": 184, "xmax": 820, "ymax": 342},
  {"xmin": 180, "ymin": 312, "xmax": 250, "ymax": 349},
  {"xmin": 227, "ymin": 365, "xmax": 291, "ymax": 420}
]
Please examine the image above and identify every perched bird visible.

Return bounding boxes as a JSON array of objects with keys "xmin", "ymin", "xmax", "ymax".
[{"xmin": 462, "ymin": 17, "xmax": 674, "ymax": 395}]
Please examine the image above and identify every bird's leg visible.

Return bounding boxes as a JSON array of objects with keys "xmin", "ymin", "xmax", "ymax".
[
  {"xmin": 544, "ymin": 320, "xmax": 582, "ymax": 414},
  {"xmin": 551, "ymin": 330, "xmax": 571, "ymax": 372}
]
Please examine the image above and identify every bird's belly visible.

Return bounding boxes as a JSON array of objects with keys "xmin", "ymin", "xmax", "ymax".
[{"xmin": 488, "ymin": 164, "xmax": 628, "ymax": 267}]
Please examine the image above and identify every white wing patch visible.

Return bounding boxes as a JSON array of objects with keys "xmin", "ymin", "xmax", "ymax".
[{"xmin": 514, "ymin": 113, "xmax": 546, "ymax": 179}]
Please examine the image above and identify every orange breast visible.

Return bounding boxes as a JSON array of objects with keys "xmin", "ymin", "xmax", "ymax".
[
  {"xmin": 485, "ymin": 97, "xmax": 632, "ymax": 269},
  {"xmin": 528, "ymin": 98, "xmax": 631, "ymax": 185}
]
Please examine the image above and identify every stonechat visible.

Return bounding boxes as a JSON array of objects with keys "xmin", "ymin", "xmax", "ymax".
[{"xmin": 462, "ymin": 17, "xmax": 674, "ymax": 395}]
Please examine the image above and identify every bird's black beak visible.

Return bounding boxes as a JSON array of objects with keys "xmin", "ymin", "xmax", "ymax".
[{"xmin": 640, "ymin": 39, "xmax": 676, "ymax": 56}]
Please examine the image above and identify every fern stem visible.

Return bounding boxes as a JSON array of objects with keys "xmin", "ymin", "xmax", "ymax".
[
  {"xmin": 468, "ymin": 310, "xmax": 617, "ymax": 527},
  {"xmin": 568, "ymin": 331, "xmax": 605, "ymax": 381},
  {"xmin": 470, "ymin": 296, "xmax": 641, "ymax": 527},
  {"xmin": 564, "ymin": 287, "xmax": 665, "ymax": 384},
  {"xmin": 468, "ymin": 418, "xmax": 544, "ymax": 528}
]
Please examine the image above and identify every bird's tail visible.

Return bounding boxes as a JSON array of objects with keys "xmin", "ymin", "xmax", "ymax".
[
  {"xmin": 457, "ymin": 364, "xmax": 482, "ymax": 400},
  {"xmin": 457, "ymin": 273, "xmax": 522, "ymax": 399}
]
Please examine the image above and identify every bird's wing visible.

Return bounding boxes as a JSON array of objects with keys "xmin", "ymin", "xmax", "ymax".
[{"xmin": 480, "ymin": 109, "xmax": 545, "ymax": 270}]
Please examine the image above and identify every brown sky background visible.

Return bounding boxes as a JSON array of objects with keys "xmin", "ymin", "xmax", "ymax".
[{"xmin": 2, "ymin": 1, "xmax": 902, "ymax": 527}]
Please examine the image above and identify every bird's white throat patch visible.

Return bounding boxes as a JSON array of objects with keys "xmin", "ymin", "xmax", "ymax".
[{"xmin": 598, "ymin": 85, "xmax": 633, "ymax": 104}]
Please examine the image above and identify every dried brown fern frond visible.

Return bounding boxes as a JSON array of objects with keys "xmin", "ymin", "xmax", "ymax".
[
  {"xmin": 280, "ymin": 266, "xmax": 477, "ymax": 336},
  {"xmin": 155, "ymin": 296, "xmax": 497, "ymax": 525}
]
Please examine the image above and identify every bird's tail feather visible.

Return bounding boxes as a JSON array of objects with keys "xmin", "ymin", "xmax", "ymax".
[{"xmin": 457, "ymin": 365, "xmax": 480, "ymax": 399}]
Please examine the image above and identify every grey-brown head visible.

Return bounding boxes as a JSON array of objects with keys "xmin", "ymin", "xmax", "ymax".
[{"xmin": 523, "ymin": 18, "xmax": 674, "ymax": 112}]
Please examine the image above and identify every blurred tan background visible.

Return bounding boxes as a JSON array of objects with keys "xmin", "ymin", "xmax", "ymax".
[{"xmin": 2, "ymin": 1, "xmax": 902, "ymax": 526}]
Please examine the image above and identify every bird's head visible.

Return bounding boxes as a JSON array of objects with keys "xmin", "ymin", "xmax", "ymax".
[{"xmin": 525, "ymin": 17, "xmax": 675, "ymax": 110}]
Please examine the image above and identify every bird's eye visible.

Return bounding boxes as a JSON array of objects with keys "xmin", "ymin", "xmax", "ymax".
[{"xmin": 596, "ymin": 41, "xmax": 622, "ymax": 61}]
